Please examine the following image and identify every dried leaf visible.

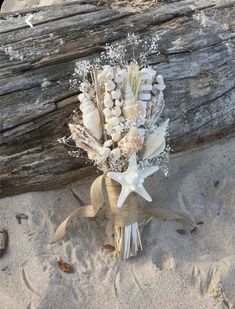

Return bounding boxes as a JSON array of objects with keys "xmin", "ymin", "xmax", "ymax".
[
  {"xmin": 0, "ymin": 229, "xmax": 8, "ymax": 258},
  {"xmin": 102, "ymin": 244, "xmax": 116, "ymax": 252},
  {"xmin": 58, "ymin": 260, "xmax": 74, "ymax": 273}
]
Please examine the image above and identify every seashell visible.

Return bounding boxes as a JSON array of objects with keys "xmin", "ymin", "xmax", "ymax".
[
  {"xmin": 138, "ymin": 67, "xmax": 157, "ymax": 102},
  {"xmin": 105, "ymin": 123, "xmax": 112, "ymax": 132},
  {"xmin": 138, "ymin": 93, "xmax": 151, "ymax": 101},
  {"xmin": 99, "ymin": 147, "xmax": 111, "ymax": 160},
  {"xmin": 108, "ymin": 116, "xmax": 120, "ymax": 127},
  {"xmin": 140, "ymin": 67, "xmax": 156, "ymax": 80},
  {"xmin": 111, "ymin": 89, "xmax": 121, "ymax": 100},
  {"xmin": 118, "ymin": 127, "xmax": 144, "ymax": 156},
  {"xmin": 97, "ymin": 65, "xmax": 114, "ymax": 83},
  {"xmin": 79, "ymin": 81, "xmax": 94, "ymax": 99},
  {"xmin": 139, "ymin": 84, "xmax": 153, "ymax": 91},
  {"xmin": 104, "ymin": 93, "xmax": 113, "ymax": 108},
  {"xmin": 110, "ymin": 148, "xmax": 121, "ymax": 161},
  {"xmin": 137, "ymin": 100, "xmax": 147, "ymax": 125},
  {"xmin": 153, "ymin": 75, "xmax": 166, "ymax": 91},
  {"xmin": 104, "ymin": 139, "xmax": 113, "ymax": 147},
  {"xmin": 103, "ymin": 107, "xmax": 112, "ymax": 119},
  {"xmin": 112, "ymin": 106, "xmax": 121, "ymax": 117},
  {"xmin": 114, "ymin": 69, "xmax": 127, "ymax": 84},
  {"xmin": 111, "ymin": 132, "xmax": 121, "ymax": 142},
  {"xmin": 122, "ymin": 104, "xmax": 139, "ymax": 120},
  {"xmin": 124, "ymin": 81, "xmax": 136, "ymax": 105},
  {"xmin": 105, "ymin": 80, "xmax": 115, "ymax": 92},
  {"xmin": 78, "ymin": 94, "xmax": 102, "ymax": 140},
  {"xmin": 143, "ymin": 119, "xmax": 169, "ymax": 160},
  {"xmin": 115, "ymin": 99, "xmax": 123, "ymax": 107}
]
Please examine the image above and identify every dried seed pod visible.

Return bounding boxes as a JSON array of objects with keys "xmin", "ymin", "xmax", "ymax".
[
  {"xmin": 0, "ymin": 229, "xmax": 8, "ymax": 258},
  {"xmin": 58, "ymin": 260, "xmax": 74, "ymax": 273},
  {"xmin": 102, "ymin": 244, "xmax": 115, "ymax": 252}
]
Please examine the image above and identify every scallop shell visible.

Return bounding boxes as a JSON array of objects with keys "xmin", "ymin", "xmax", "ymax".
[
  {"xmin": 143, "ymin": 119, "xmax": 169, "ymax": 160},
  {"xmin": 118, "ymin": 127, "xmax": 144, "ymax": 156}
]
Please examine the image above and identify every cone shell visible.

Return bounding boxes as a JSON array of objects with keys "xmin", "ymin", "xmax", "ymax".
[{"xmin": 143, "ymin": 119, "xmax": 169, "ymax": 160}]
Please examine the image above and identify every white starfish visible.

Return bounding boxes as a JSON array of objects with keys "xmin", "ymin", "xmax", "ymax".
[{"xmin": 107, "ymin": 153, "xmax": 159, "ymax": 208}]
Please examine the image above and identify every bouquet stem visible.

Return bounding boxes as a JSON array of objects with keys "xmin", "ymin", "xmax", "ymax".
[{"xmin": 115, "ymin": 222, "xmax": 142, "ymax": 259}]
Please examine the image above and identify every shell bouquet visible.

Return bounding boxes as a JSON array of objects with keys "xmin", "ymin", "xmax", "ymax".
[{"xmin": 53, "ymin": 63, "xmax": 195, "ymax": 259}]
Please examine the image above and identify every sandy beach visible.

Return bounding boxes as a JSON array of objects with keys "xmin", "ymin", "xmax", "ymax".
[{"xmin": 1, "ymin": 135, "xmax": 234, "ymax": 309}]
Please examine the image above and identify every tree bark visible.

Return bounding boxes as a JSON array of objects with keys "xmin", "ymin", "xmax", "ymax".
[{"xmin": 0, "ymin": 0, "xmax": 234, "ymax": 197}]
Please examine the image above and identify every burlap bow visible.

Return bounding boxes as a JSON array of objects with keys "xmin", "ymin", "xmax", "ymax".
[{"xmin": 51, "ymin": 174, "xmax": 195, "ymax": 243}]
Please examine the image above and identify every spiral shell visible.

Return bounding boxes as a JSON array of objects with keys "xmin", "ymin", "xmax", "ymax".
[
  {"xmin": 122, "ymin": 81, "xmax": 138, "ymax": 120},
  {"xmin": 78, "ymin": 94, "xmax": 102, "ymax": 140}
]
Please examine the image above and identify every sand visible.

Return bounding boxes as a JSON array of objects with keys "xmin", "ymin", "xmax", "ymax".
[{"xmin": 1, "ymin": 134, "xmax": 235, "ymax": 309}]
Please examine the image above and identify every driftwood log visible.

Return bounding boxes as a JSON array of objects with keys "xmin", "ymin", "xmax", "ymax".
[{"xmin": 0, "ymin": 0, "xmax": 234, "ymax": 197}]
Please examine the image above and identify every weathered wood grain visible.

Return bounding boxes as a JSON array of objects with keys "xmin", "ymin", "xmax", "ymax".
[{"xmin": 0, "ymin": 0, "xmax": 234, "ymax": 197}]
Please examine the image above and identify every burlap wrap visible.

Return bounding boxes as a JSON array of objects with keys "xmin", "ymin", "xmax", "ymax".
[
  {"xmin": 51, "ymin": 174, "xmax": 195, "ymax": 243},
  {"xmin": 105, "ymin": 177, "xmax": 139, "ymax": 227}
]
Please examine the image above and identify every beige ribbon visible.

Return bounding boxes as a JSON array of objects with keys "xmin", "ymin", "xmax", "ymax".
[{"xmin": 51, "ymin": 174, "xmax": 195, "ymax": 243}]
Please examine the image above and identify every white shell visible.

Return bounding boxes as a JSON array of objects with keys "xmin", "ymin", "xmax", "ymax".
[
  {"xmin": 122, "ymin": 104, "xmax": 139, "ymax": 120},
  {"xmin": 137, "ymin": 100, "xmax": 147, "ymax": 125},
  {"xmin": 124, "ymin": 81, "xmax": 135, "ymax": 105},
  {"xmin": 78, "ymin": 94, "xmax": 102, "ymax": 140},
  {"xmin": 104, "ymin": 93, "xmax": 113, "ymax": 108},
  {"xmin": 103, "ymin": 107, "xmax": 112, "ymax": 119},
  {"xmin": 143, "ymin": 119, "xmax": 169, "ymax": 160},
  {"xmin": 111, "ymin": 89, "xmax": 121, "ymax": 100},
  {"xmin": 153, "ymin": 75, "xmax": 166, "ymax": 91},
  {"xmin": 114, "ymin": 69, "xmax": 127, "ymax": 84},
  {"xmin": 110, "ymin": 148, "xmax": 121, "ymax": 161},
  {"xmin": 115, "ymin": 99, "xmax": 123, "ymax": 107},
  {"xmin": 111, "ymin": 132, "xmax": 121, "ymax": 142},
  {"xmin": 105, "ymin": 80, "xmax": 115, "ymax": 92},
  {"xmin": 112, "ymin": 106, "xmax": 121, "ymax": 117},
  {"xmin": 138, "ymin": 93, "xmax": 151, "ymax": 101},
  {"xmin": 104, "ymin": 139, "xmax": 113, "ymax": 147},
  {"xmin": 108, "ymin": 116, "xmax": 120, "ymax": 126},
  {"xmin": 99, "ymin": 147, "xmax": 111, "ymax": 160},
  {"xmin": 97, "ymin": 65, "xmax": 114, "ymax": 83}
]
